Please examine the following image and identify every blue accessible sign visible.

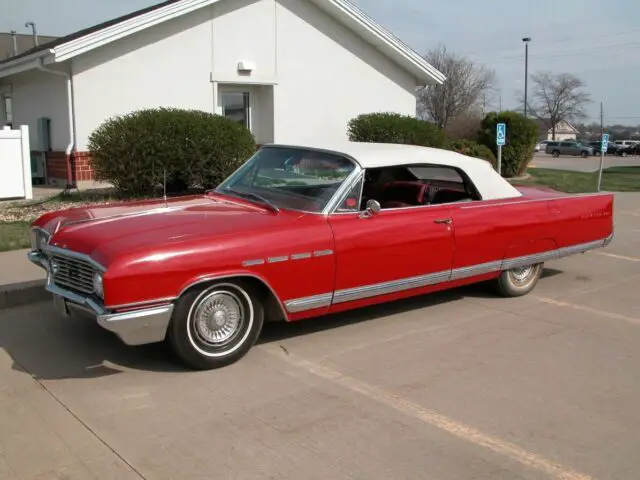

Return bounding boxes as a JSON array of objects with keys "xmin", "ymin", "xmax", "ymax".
[
  {"xmin": 601, "ymin": 133, "xmax": 609, "ymax": 153},
  {"xmin": 496, "ymin": 123, "xmax": 506, "ymax": 146}
]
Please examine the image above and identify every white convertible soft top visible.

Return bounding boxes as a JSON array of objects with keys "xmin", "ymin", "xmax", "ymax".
[{"xmin": 271, "ymin": 141, "xmax": 523, "ymax": 201}]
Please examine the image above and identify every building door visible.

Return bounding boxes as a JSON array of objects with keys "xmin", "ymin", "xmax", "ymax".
[{"xmin": 218, "ymin": 88, "xmax": 251, "ymax": 130}]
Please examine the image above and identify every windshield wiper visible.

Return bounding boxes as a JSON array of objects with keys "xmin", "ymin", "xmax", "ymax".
[{"xmin": 223, "ymin": 188, "xmax": 280, "ymax": 213}]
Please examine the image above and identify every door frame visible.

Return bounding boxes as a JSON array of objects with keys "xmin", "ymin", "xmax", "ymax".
[{"xmin": 216, "ymin": 84, "xmax": 254, "ymax": 132}]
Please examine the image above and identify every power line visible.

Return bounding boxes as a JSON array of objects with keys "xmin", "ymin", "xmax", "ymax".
[
  {"xmin": 459, "ymin": 28, "xmax": 640, "ymax": 57},
  {"xmin": 482, "ymin": 40, "xmax": 640, "ymax": 65}
]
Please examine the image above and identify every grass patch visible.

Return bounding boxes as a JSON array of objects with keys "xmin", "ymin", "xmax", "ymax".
[
  {"xmin": 514, "ymin": 166, "xmax": 640, "ymax": 193},
  {"xmin": 0, "ymin": 221, "xmax": 31, "ymax": 252}
]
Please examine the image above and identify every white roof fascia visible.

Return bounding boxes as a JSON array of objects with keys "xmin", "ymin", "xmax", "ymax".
[
  {"xmin": 319, "ymin": 0, "xmax": 446, "ymax": 85},
  {"xmin": 0, "ymin": 49, "xmax": 55, "ymax": 79},
  {"xmin": 53, "ymin": 0, "xmax": 220, "ymax": 62}
]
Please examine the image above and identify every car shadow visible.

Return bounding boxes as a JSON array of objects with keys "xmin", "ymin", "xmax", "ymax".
[{"xmin": 0, "ymin": 268, "xmax": 562, "ymax": 381}]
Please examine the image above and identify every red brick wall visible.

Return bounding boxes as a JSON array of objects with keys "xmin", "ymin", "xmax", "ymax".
[
  {"xmin": 43, "ymin": 150, "xmax": 95, "ymax": 184},
  {"xmin": 73, "ymin": 151, "xmax": 95, "ymax": 182}
]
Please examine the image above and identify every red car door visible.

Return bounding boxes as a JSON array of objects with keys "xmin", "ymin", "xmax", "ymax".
[{"xmin": 328, "ymin": 204, "xmax": 455, "ymax": 312}]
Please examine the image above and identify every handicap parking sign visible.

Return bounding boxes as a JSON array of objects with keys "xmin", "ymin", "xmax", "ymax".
[{"xmin": 497, "ymin": 123, "xmax": 506, "ymax": 146}]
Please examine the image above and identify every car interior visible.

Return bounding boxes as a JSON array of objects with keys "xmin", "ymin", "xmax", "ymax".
[{"xmin": 352, "ymin": 165, "xmax": 482, "ymax": 210}]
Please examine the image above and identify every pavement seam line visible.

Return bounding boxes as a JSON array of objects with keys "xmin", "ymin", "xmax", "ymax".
[
  {"xmin": 263, "ymin": 345, "xmax": 595, "ymax": 480},
  {"xmin": 10, "ymin": 357, "xmax": 147, "ymax": 480},
  {"xmin": 532, "ymin": 296, "xmax": 640, "ymax": 326},
  {"xmin": 590, "ymin": 251, "xmax": 640, "ymax": 262}
]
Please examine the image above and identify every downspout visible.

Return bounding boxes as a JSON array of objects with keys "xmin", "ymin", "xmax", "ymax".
[{"xmin": 37, "ymin": 58, "xmax": 76, "ymax": 189}]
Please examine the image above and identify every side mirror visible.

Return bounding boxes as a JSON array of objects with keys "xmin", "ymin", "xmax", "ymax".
[{"xmin": 360, "ymin": 199, "xmax": 381, "ymax": 218}]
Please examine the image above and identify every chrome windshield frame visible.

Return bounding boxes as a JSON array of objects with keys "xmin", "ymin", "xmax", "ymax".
[{"xmin": 215, "ymin": 144, "xmax": 362, "ymax": 216}]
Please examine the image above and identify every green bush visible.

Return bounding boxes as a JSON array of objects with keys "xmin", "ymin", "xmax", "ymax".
[
  {"xmin": 446, "ymin": 139, "xmax": 496, "ymax": 166},
  {"xmin": 88, "ymin": 108, "xmax": 257, "ymax": 195},
  {"xmin": 477, "ymin": 111, "xmax": 539, "ymax": 177},
  {"xmin": 347, "ymin": 112, "xmax": 447, "ymax": 148}
]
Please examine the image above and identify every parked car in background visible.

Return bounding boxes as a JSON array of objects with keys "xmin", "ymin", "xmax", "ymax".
[
  {"xmin": 534, "ymin": 140, "xmax": 549, "ymax": 152},
  {"xmin": 617, "ymin": 142, "xmax": 640, "ymax": 156},
  {"xmin": 27, "ymin": 142, "xmax": 615, "ymax": 370},
  {"xmin": 588, "ymin": 141, "xmax": 620, "ymax": 155},
  {"xmin": 545, "ymin": 140, "xmax": 594, "ymax": 158}
]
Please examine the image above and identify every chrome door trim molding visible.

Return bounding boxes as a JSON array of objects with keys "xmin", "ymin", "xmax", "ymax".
[
  {"xmin": 284, "ymin": 293, "xmax": 333, "ymax": 313},
  {"xmin": 282, "ymin": 234, "xmax": 613, "ymax": 313}
]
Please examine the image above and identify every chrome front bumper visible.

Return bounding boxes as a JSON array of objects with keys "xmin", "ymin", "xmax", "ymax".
[{"xmin": 29, "ymin": 251, "xmax": 173, "ymax": 346}]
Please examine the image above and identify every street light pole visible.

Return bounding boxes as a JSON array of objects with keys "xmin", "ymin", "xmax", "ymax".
[{"xmin": 522, "ymin": 37, "xmax": 531, "ymax": 117}]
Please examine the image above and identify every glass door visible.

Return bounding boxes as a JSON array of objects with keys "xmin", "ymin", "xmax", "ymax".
[{"xmin": 219, "ymin": 90, "xmax": 250, "ymax": 130}]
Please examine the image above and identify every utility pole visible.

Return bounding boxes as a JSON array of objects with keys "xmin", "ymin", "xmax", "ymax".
[
  {"xmin": 482, "ymin": 92, "xmax": 486, "ymax": 117},
  {"xmin": 597, "ymin": 102, "xmax": 605, "ymax": 191},
  {"xmin": 522, "ymin": 37, "xmax": 531, "ymax": 117}
]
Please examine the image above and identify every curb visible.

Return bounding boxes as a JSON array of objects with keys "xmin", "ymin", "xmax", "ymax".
[{"xmin": 0, "ymin": 279, "xmax": 50, "ymax": 311}]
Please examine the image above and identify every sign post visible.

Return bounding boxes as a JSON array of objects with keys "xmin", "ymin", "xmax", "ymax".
[
  {"xmin": 597, "ymin": 132, "xmax": 608, "ymax": 192},
  {"xmin": 496, "ymin": 123, "xmax": 506, "ymax": 175}
]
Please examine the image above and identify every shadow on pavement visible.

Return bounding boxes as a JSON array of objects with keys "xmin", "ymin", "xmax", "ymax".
[{"xmin": 0, "ymin": 268, "xmax": 563, "ymax": 381}]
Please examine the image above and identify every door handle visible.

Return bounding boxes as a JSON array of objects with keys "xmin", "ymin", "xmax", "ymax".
[{"xmin": 434, "ymin": 218, "xmax": 452, "ymax": 224}]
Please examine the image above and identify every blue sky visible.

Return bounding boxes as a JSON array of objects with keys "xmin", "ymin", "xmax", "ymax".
[{"xmin": 2, "ymin": 0, "xmax": 639, "ymax": 124}]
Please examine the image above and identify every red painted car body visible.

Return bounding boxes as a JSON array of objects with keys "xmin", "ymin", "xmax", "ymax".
[{"xmin": 27, "ymin": 142, "xmax": 614, "ymax": 367}]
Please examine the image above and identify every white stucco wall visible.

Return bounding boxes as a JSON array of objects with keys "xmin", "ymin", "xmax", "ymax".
[
  {"xmin": 272, "ymin": 0, "xmax": 417, "ymax": 144},
  {"xmin": 71, "ymin": 7, "xmax": 215, "ymax": 151},
  {"xmin": 6, "ymin": 0, "xmax": 420, "ymax": 151},
  {"xmin": 5, "ymin": 70, "xmax": 69, "ymax": 151}
]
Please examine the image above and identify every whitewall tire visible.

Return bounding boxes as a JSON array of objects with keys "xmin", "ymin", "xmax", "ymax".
[
  {"xmin": 168, "ymin": 280, "xmax": 264, "ymax": 370},
  {"xmin": 495, "ymin": 263, "xmax": 543, "ymax": 297}
]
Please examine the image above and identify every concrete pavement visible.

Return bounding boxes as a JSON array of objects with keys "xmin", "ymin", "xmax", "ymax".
[{"xmin": 0, "ymin": 193, "xmax": 639, "ymax": 479}]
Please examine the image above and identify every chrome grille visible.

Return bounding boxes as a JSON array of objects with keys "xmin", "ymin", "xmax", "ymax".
[{"xmin": 51, "ymin": 254, "xmax": 95, "ymax": 295}]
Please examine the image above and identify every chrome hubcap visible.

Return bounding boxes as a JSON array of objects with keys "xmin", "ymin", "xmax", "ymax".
[
  {"xmin": 510, "ymin": 265, "xmax": 534, "ymax": 285},
  {"xmin": 193, "ymin": 291, "xmax": 243, "ymax": 345}
]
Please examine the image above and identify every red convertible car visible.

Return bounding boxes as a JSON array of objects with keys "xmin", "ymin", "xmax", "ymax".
[{"xmin": 28, "ymin": 142, "xmax": 614, "ymax": 369}]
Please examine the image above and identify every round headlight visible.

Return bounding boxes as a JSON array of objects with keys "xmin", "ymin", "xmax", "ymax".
[
  {"xmin": 37, "ymin": 232, "xmax": 48, "ymax": 251},
  {"xmin": 30, "ymin": 230, "xmax": 39, "ymax": 250},
  {"xmin": 93, "ymin": 272, "xmax": 104, "ymax": 299}
]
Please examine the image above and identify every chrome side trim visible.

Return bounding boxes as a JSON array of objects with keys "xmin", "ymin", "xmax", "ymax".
[
  {"xmin": 285, "ymin": 235, "xmax": 612, "ymax": 312},
  {"xmin": 42, "ymin": 245, "xmax": 107, "ymax": 273},
  {"xmin": 313, "ymin": 250, "xmax": 334, "ymax": 257},
  {"xmin": 449, "ymin": 260, "xmax": 502, "ymax": 281},
  {"xmin": 603, "ymin": 230, "xmax": 615, "ymax": 246},
  {"xmin": 242, "ymin": 259, "xmax": 265, "ymax": 267},
  {"xmin": 557, "ymin": 239, "xmax": 606, "ymax": 258},
  {"xmin": 290, "ymin": 252, "xmax": 312, "ymax": 260},
  {"xmin": 333, "ymin": 270, "xmax": 451, "ymax": 305},
  {"xmin": 501, "ymin": 250, "xmax": 559, "ymax": 270},
  {"xmin": 268, "ymin": 256, "xmax": 289, "ymax": 263},
  {"xmin": 284, "ymin": 293, "xmax": 333, "ymax": 313}
]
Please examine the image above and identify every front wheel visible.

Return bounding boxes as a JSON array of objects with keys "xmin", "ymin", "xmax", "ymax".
[
  {"xmin": 552, "ymin": 150, "xmax": 560, "ymax": 158},
  {"xmin": 495, "ymin": 263, "xmax": 543, "ymax": 297},
  {"xmin": 168, "ymin": 280, "xmax": 264, "ymax": 370}
]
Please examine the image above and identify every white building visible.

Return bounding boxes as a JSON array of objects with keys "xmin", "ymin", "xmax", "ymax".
[{"xmin": 0, "ymin": 0, "xmax": 444, "ymax": 186}]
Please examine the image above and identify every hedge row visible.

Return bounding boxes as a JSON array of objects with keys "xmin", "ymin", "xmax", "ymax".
[{"xmin": 86, "ymin": 108, "xmax": 539, "ymax": 196}]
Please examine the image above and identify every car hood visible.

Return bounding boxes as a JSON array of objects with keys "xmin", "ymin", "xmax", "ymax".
[{"xmin": 40, "ymin": 194, "xmax": 300, "ymax": 267}]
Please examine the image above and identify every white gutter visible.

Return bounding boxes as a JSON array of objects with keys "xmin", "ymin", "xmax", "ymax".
[
  {"xmin": 0, "ymin": 49, "xmax": 54, "ymax": 79},
  {"xmin": 36, "ymin": 58, "xmax": 76, "ymax": 189}
]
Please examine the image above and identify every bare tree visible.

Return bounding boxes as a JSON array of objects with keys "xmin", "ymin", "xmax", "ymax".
[
  {"xmin": 523, "ymin": 72, "xmax": 591, "ymax": 139},
  {"xmin": 416, "ymin": 45, "xmax": 495, "ymax": 129}
]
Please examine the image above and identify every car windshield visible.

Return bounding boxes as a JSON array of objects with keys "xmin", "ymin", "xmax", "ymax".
[{"xmin": 216, "ymin": 146, "xmax": 357, "ymax": 213}]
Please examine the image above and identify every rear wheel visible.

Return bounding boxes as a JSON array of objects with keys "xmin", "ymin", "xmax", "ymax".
[
  {"xmin": 581, "ymin": 150, "xmax": 588, "ymax": 158},
  {"xmin": 495, "ymin": 263, "xmax": 543, "ymax": 297},
  {"xmin": 168, "ymin": 280, "xmax": 264, "ymax": 370},
  {"xmin": 552, "ymin": 150, "xmax": 560, "ymax": 158}
]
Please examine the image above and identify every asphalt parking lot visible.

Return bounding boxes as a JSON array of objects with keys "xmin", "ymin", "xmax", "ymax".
[
  {"xmin": 531, "ymin": 152, "xmax": 640, "ymax": 172},
  {"xmin": 1, "ymin": 193, "xmax": 639, "ymax": 480}
]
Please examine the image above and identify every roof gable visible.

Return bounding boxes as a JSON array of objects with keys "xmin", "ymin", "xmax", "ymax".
[{"xmin": 0, "ymin": 0, "xmax": 445, "ymax": 85}]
